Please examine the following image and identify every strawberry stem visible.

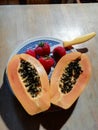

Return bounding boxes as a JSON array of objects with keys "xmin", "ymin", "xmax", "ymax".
[
  {"xmin": 38, "ymin": 42, "xmax": 44, "ymax": 47},
  {"xmin": 44, "ymin": 55, "xmax": 50, "ymax": 60}
]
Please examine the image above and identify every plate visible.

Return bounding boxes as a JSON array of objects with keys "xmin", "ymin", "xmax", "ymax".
[{"xmin": 7, "ymin": 37, "xmax": 75, "ymax": 79}]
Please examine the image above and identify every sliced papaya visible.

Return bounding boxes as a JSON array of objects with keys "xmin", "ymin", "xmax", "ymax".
[
  {"xmin": 7, "ymin": 54, "xmax": 50, "ymax": 115},
  {"xmin": 50, "ymin": 52, "xmax": 91, "ymax": 109}
]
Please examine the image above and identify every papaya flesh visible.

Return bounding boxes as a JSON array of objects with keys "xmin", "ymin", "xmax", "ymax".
[
  {"xmin": 7, "ymin": 54, "xmax": 50, "ymax": 115},
  {"xmin": 50, "ymin": 52, "xmax": 91, "ymax": 109}
]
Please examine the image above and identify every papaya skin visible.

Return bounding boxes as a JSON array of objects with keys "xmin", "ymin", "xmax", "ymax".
[
  {"xmin": 7, "ymin": 54, "xmax": 50, "ymax": 115},
  {"xmin": 50, "ymin": 52, "xmax": 91, "ymax": 109}
]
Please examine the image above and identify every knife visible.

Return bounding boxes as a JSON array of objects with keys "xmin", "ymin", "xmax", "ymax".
[{"xmin": 63, "ymin": 32, "xmax": 96, "ymax": 47}]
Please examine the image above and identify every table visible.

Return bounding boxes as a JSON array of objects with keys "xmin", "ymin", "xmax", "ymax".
[{"xmin": 0, "ymin": 3, "xmax": 98, "ymax": 130}]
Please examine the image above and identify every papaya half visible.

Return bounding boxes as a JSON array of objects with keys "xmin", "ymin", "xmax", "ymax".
[
  {"xmin": 7, "ymin": 51, "xmax": 91, "ymax": 115},
  {"xmin": 50, "ymin": 52, "xmax": 91, "ymax": 109},
  {"xmin": 7, "ymin": 54, "xmax": 50, "ymax": 115}
]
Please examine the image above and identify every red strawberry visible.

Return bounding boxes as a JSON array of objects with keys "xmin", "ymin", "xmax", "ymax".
[
  {"xmin": 39, "ymin": 56, "xmax": 55, "ymax": 74},
  {"xmin": 53, "ymin": 46, "xmax": 66, "ymax": 62},
  {"xmin": 35, "ymin": 42, "xmax": 50, "ymax": 56},
  {"xmin": 26, "ymin": 49, "xmax": 36, "ymax": 57}
]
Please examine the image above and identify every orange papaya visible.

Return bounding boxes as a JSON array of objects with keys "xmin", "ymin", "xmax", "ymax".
[
  {"xmin": 49, "ymin": 52, "xmax": 91, "ymax": 109},
  {"xmin": 7, "ymin": 51, "xmax": 91, "ymax": 115},
  {"xmin": 7, "ymin": 54, "xmax": 50, "ymax": 115}
]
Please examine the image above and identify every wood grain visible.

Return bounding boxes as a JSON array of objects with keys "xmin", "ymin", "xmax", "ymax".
[{"xmin": 0, "ymin": 3, "xmax": 98, "ymax": 130}]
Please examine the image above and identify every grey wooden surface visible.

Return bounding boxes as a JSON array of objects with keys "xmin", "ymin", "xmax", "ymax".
[{"xmin": 0, "ymin": 3, "xmax": 98, "ymax": 130}]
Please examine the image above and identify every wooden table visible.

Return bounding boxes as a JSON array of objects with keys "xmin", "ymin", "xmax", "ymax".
[{"xmin": 0, "ymin": 3, "xmax": 98, "ymax": 130}]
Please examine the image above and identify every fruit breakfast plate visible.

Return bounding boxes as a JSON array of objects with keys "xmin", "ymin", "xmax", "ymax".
[{"xmin": 6, "ymin": 36, "xmax": 92, "ymax": 115}]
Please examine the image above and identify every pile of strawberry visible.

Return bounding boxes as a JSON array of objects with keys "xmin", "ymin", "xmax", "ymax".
[{"xmin": 25, "ymin": 42, "xmax": 66, "ymax": 74}]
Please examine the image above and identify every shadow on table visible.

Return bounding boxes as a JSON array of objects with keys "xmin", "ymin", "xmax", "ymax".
[
  {"xmin": 76, "ymin": 47, "xmax": 88, "ymax": 53},
  {"xmin": 0, "ymin": 71, "xmax": 78, "ymax": 130}
]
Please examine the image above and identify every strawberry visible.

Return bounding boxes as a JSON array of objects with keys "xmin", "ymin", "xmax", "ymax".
[
  {"xmin": 53, "ymin": 46, "xmax": 66, "ymax": 62},
  {"xmin": 35, "ymin": 42, "xmax": 50, "ymax": 56},
  {"xmin": 25, "ymin": 49, "xmax": 36, "ymax": 57},
  {"xmin": 38, "ymin": 56, "xmax": 55, "ymax": 74}
]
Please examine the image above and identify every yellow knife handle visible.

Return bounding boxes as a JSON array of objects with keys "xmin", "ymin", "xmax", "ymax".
[{"xmin": 63, "ymin": 32, "xmax": 96, "ymax": 47}]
